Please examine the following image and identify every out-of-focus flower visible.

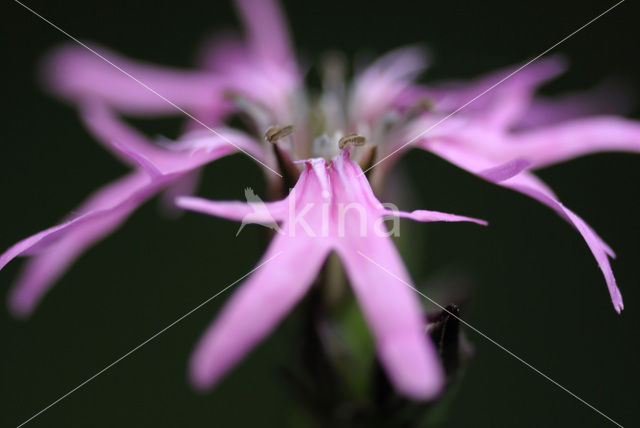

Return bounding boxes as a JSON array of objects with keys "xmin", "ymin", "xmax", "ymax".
[
  {"xmin": 388, "ymin": 58, "xmax": 640, "ymax": 313},
  {"xmin": 0, "ymin": 0, "xmax": 300, "ymax": 316},
  {"xmin": 0, "ymin": 101, "xmax": 261, "ymax": 317},
  {"xmin": 2, "ymin": 0, "xmax": 640, "ymax": 403}
]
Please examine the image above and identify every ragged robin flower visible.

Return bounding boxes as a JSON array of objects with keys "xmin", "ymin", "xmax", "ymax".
[{"xmin": 2, "ymin": 0, "xmax": 639, "ymax": 401}]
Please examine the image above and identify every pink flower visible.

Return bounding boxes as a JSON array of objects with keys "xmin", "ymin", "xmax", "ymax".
[
  {"xmin": 2, "ymin": 0, "xmax": 640, "ymax": 402},
  {"xmin": 176, "ymin": 148, "xmax": 486, "ymax": 399}
]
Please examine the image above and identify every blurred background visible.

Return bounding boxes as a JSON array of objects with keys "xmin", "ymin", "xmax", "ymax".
[{"xmin": 2, "ymin": 0, "xmax": 639, "ymax": 426}]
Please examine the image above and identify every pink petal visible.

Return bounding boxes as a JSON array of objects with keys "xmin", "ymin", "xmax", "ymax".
[
  {"xmin": 43, "ymin": 44, "xmax": 220, "ymax": 115},
  {"xmin": 350, "ymin": 46, "xmax": 428, "ymax": 123},
  {"xmin": 508, "ymin": 116, "xmax": 640, "ymax": 168},
  {"xmin": 80, "ymin": 100, "xmax": 170, "ymax": 167},
  {"xmin": 1, "ymin": 214, "xmax": 100, "ymax": 272},
  {"xmin": 190, "ymin": 234, "xmax": 330, "ymax": 389},
  {"xmin": 386, "ymin": 209, "xmax": 488, "ymax": 226},
  {"xmin": 503, "ymin": 173, "xmax": 623, "ymax": 312},
  {"xmin": 337, "ymin": 239, "xmax": 444, "ymax": 400},
  {"xmin": 477, "ymin": 157, "xmax": 533, "ymax": 182},
  {"xmin": 175, "ymin": 195, "xmax": 286, "ymax": 224},
  {"xmin": 4, "ymin": 100, "xmax": 261, "ymax": 317},
  {"xmin": 233, "ymin": 0, "xmax": 294, "ymax": 65},
  {"xmin": 159, "ymin": 170, "xmax": 202, "ymax": 216},
  {"xmin": 407, "ymin": 114, "xmax": 640, "ymax": 172},
  {"xmin": 196, "ymin": 33, "xmax": 248, "ymax": 71},
  {"xmin": 329, "ymin": 153, "xmax": 444, "ymax": 399},
  {"xmin": 3, "ymin": 172, "xmax": 157, "ymax": 317},
  {"xmin": 81, "ymin": 102, "xmax": 263, "ymax": 174},
  {"xmin": 517, "ymin": 79, "xmax": 635, "ymax": 129},
  {"xmin": 429, "ymin": 56, "xmax": 566, "ymax": 129},
  {"xmin": 430, "ymin": 56, "xmax": 565, "ymax": 108},
  {"xmin": 423, "ymin": 141, "xmax": 623, "ymax": 312},
  {"xmin": 196, "ymin": 9, "xmax": 301, "ymax": 120}
]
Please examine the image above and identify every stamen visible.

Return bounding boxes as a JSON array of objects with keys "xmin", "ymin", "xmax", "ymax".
[
  {"xmin": 401, "ymin": 97, "xmax": 436, "ymax": 123},
  {"xmin": 265, "ymin": 124, "xmax": 294, "ymax": 143},
  {"xmin": 225, "ymin": 91, "xmax": 273, "ymax": 133},
  {"xmin": 338, "ymin": 133, "xmax": 366, "ymax": 150},
  {"xmin": 413, "ymin": 98, "xmax": 435, "ymax": 112},
  {"xmin": 321, "ymin": 52, "xmax": 347, "ymax": 93},
  {"xmin": 270, "ymin": 141, "xmax": 300, "ymax": 193},
  {"xmin": 359, "ymin": 146, "xmax": 378, "ymax": 176}
]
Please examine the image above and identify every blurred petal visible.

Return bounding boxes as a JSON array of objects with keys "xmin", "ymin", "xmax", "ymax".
[
  {"xmin": 197, "ymin": 4, "xmax": 300, "ymax": 120},
  {"xmin": 422, "ymin": 140, "xmax": 623, "ymax": 312},
  {"xmin": 503, "ymin": 173, "xmax": 623, "ymax": 312},
  {"xmin": 337, "ymin": 238, "xmax": 444, "ymax": 400},
  {"xmin": 197, "ymin": 32, "xmax": 247, "ymax": 71},
  {"xmin": 477, "ymin": 158, "xmax": 533, "ymax": 182},
  {"xmin": 43, "ymin": 44, "xmax": 220, "ymax": 115},
  {"xmin": 176, "ymin": 195, "xmax": 286, "ymax": 224},
  {"xmin": 159, "ymin": 170, "xmax": 202, "ymax": 216},
  {"xmin": 327, "ymin": 151, "xmax": 444, "ymax": 399},
  {"xmin": 350, "ymin": 46, "xmax": 428, "ymax": 123},
  {"xmin": 3, "ymin": 101, "xmax": 261, "ymax": 317},
  {"xmin": 517, "ymin": 79, "xmax": 635, "ymax": 129},
  {"xmin": 385, "ymin": 209, "xmax": 488, "ymax": 226},
  {"xmin": 429, "ymin": 56, "xmax": 566, "ymax": 129},
  {"xmin": 81, "ymin": 102, "xmax": 263, "ymax": 174},
  {"xmin": 508, "ymin": 116, "xmax": 640, "ymax": 168},
  {"xmin": 233, "ymin": 0, "xmax": 294, "ymax": 65},
  {"xmin": 190, "ymin": 235, "xmax": 330, "ymax": 389},
  {"xmin": 407, "ymin": 114, "xmax": 640, "ymax": 171},
  {"xmin": 3, "ymin": 172, "xmax": 155, "ymax": 317}
]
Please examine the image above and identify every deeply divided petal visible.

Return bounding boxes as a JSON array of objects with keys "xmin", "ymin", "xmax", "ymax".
[
  {"xmin": 233, "ymin": 0, "xmax": 295, "ymax": 66},
  {"xmin": 2, "ymin": 172, "xmax": 157, "ymax": 317},
  {"xmin": 176, "ymin": 196, "xmax": 287, "ymax": 225},
  {"xmin": 504, "ymin": 174, "xmax": 623, "ymax": 312},
  {"xmin": 43, "ymin": 44, "xmax": 220, "ymax": 115},
  {"xmin": 386, "ymin": 209, "xmax": 488, "ymax": 226},
  {"xmin": 517, "ymin": 79, "xmax": 635, "ymax": 129},
  {"xmin": 81, "ymin": 101, "xmax": 263, "ymax": 175},
  {"xmin": 428, "ymin": 56, "xmax": 566, "ymax": 126},
  {"xmin": 350, "ymin": 46, "xmax": 429, "ymax": 124},
  {"xmin": 507, "ymin": 116, "xmax": 640, "ymax": 168},
  {"xmin": 421, "ymin": 140, "xmax": 624, "ymax": 312},
  {"xmin": 336, "ymin": 237, "xmax": 444, "ymax": 399},
  {"xmin": 190, "ymin": 234, "xmax": 330, "ymax": 389}
]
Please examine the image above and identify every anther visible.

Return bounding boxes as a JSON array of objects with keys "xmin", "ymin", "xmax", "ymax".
[
  {"xmin": 265, "ymin": 125, "xmax": 294, "ymax": 143},
  {"xmin": 338, "ymin": 133, "xmax": 366, "ymax": 150},
  {"xmin": 414, "ymin": 98, "xmax": 435, "ymax": 112}
]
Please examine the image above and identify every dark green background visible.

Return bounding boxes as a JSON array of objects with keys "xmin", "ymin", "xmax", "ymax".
[{"xmin": 2, "ymin": 0, "xmax": 639, "ymax": 426}]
